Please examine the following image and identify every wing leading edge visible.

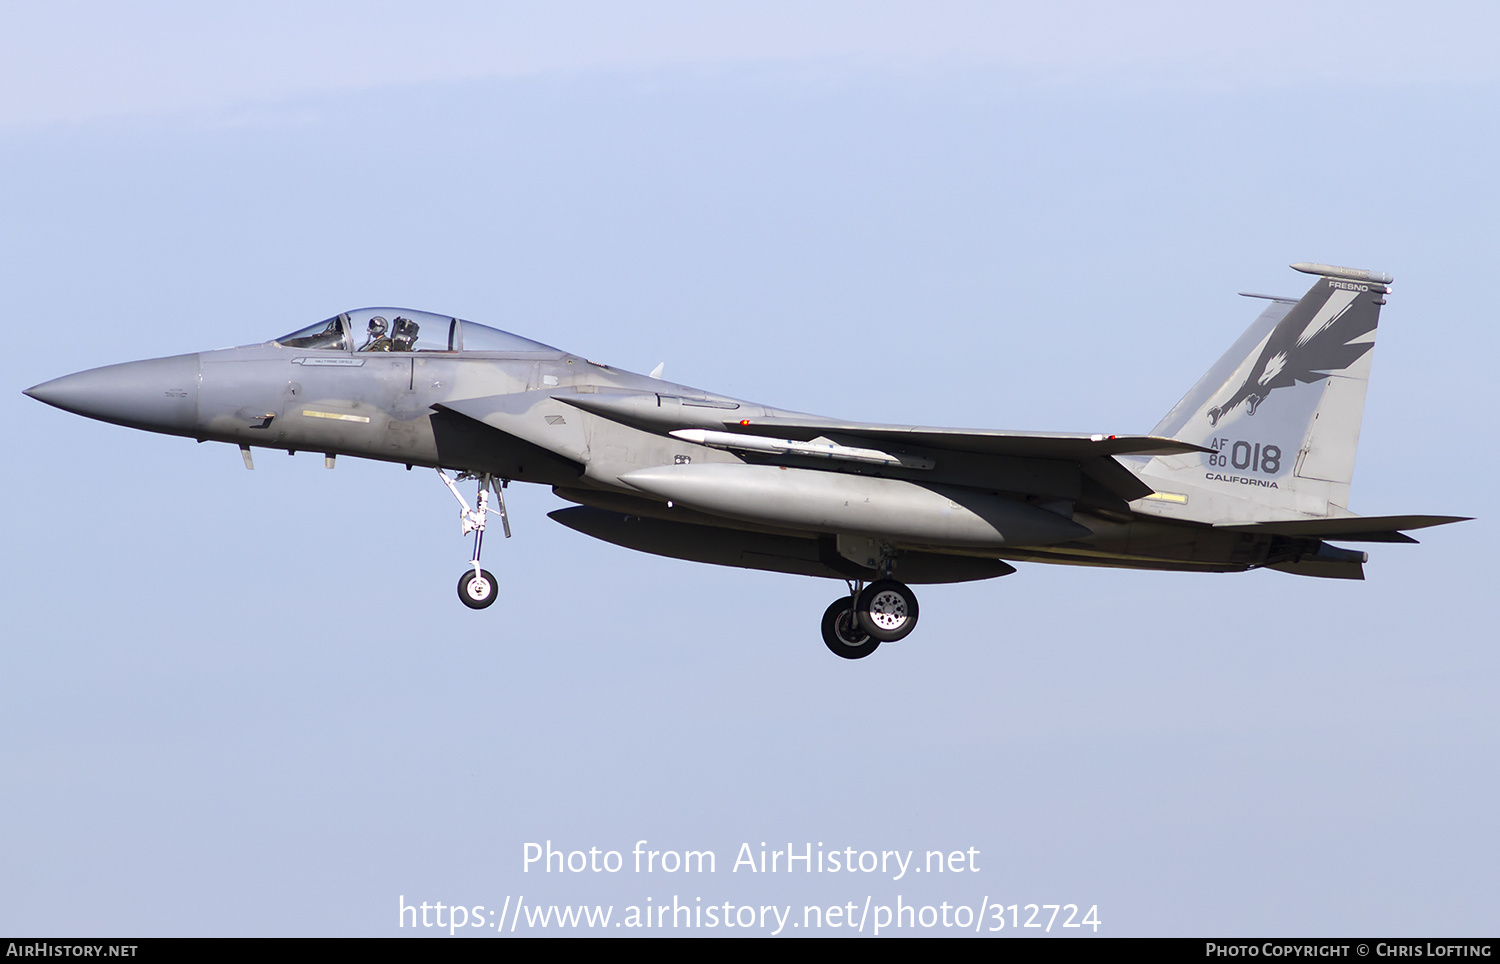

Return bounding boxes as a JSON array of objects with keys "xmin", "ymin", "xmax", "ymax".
[{"xmin": 728, "ymin": 417, "xmax": 1210, "ymax": 460}]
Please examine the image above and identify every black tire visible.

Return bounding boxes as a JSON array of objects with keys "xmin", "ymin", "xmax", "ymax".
[
  {"xmin": 855, "ymin": 579, "xmax": 919, "ymax": 642},
  {"xmin": 458, "ymin": 568, "xmax": 499, "ymax": 609},
  {"xmin": 821, "ymin": 598, "xmax": 880, "ymax": 660}
]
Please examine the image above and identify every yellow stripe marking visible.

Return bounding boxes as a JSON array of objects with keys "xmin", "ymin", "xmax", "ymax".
[{"xmin": 302, "ymin": 409, "xmax": 370, "ymax": 423}]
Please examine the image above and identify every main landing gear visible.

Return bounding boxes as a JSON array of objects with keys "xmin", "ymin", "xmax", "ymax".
[
  {"xmin": 438, "ymin": 469, "xmax": 510, "ymax": 610},
  {"xmin": 820, "ymin": 576, "xmax": 920, "ymax": 659},
  {"xmin": 822, "ymin": 597, "xmax": 878, "ymax": 659}
]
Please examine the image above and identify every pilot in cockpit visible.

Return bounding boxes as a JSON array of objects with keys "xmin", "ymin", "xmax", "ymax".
[{"xmin": 359, "ymin": 316, "xmax": 392, "ymax": 352}]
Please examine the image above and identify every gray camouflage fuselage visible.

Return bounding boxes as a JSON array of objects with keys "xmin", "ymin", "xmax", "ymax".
[{"xmin": 25, "ymin": 266, "xmax": 1466, "ymax": 615}]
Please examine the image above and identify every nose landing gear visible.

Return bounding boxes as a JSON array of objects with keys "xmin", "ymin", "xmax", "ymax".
[{"xmin": 438, "ymin": 469, "xmax": 510, "ymax": 610}]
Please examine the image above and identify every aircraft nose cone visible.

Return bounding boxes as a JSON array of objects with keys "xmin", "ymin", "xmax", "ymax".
[{"xmin": 25, "ymin": 353, "xmax": 201, "ymax": 434}]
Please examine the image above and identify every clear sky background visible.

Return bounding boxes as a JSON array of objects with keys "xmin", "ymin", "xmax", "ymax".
[{"xmin": 2, "ymin": 1, "xmax": 1495, "ymax": 937}]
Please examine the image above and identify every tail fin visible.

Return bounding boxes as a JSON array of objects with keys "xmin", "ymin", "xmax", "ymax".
[{"xmin": 1138, "ymin": 263, "xmax": 1390, "ymax": 522}]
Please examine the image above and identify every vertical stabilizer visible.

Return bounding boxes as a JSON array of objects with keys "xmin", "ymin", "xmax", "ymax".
[{"xmin": 1138, "ymin": 264, "xmax": 1389, "ymax": 522}]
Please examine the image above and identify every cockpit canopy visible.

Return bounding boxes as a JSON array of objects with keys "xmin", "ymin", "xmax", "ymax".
[{"xmin": 274, "ymin": 308, "xmax": 560, "ymax": 354}]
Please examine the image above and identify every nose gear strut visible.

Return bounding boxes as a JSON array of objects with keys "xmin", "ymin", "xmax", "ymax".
[{"xmin": 437, "ymin": 469, "xmax": 510, "ymax": 609}]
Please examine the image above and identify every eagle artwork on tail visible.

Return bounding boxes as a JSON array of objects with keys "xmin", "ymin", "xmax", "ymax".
[{"xmin": 1206, "ymin": 282, "xmax": 1378, "ymax": 426}]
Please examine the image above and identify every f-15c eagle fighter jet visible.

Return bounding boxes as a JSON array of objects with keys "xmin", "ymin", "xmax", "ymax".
[{"xmin": 25, "ymin": 262, "xmax": 1467, "ymax": 659}]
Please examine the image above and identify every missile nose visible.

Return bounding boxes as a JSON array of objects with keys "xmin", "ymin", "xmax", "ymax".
[{"xmin": 25, "ymin": 353, "xmax": 201, "ymax": 434}]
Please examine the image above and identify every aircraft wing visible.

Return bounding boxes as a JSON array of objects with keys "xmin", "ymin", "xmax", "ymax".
[
  {"xmin": 1214, "ymin": 514, "xmax": 1472, "ymax": 543},
  {"xmin": 552, "ymin": 392, "xmax": 1207, "ymax": 504},
  {"xmin": 728, "ymin": 417, "xmax": 1209, "ymax": 459},
  {"xmin": 706, "ymin": 419, "xmax": 1204, "ymax": 504},
  {"xmin": 553, "ymin": 392, "xmax": 1204, "ymax": 459}
]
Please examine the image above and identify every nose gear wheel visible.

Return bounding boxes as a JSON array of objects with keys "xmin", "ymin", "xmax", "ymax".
[{"xmin": 458, "ymin": 569, "xmax": 499, "ymax": 609}]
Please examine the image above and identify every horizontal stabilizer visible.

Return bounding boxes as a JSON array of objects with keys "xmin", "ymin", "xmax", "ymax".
[
  {"xmin": 1217, "ymin": 514, "xmax": 1470, "ymax": 543},
  {"xmin": 1266, "ymin": 543, "xmax": 1368, "ymax": 580},
  {"xmin": 728, "ymin": 417, "xmax": 1209, "ymax": 460}
]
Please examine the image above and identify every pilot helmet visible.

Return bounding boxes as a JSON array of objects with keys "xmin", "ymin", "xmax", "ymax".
[{"xmin": 368, "ymin": 316, "xmax": 388, "ymax": 336}]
